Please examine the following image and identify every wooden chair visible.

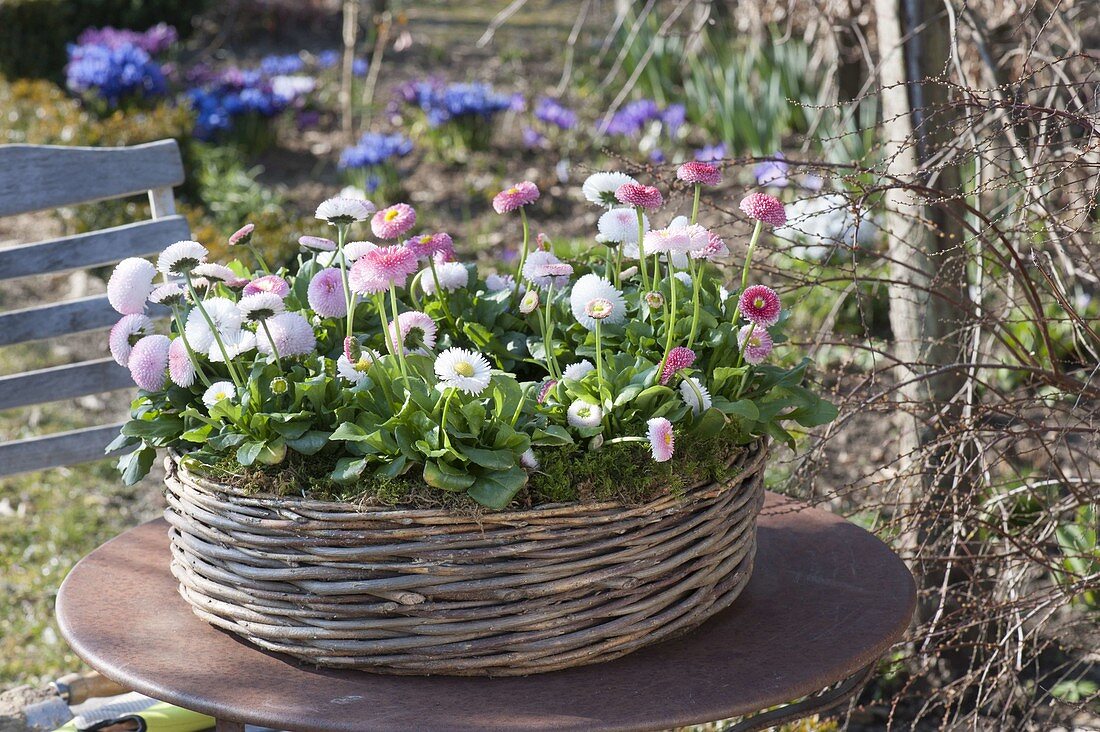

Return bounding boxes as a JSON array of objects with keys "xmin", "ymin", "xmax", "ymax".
[{"xmin": 0, "ymin": 140, "xmax": 189, "ymax": 477}]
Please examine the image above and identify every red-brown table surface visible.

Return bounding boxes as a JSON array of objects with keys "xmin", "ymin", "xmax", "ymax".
[{"xmin": 56, "ymin": 492, "xmax": 915, "ymax": 732}]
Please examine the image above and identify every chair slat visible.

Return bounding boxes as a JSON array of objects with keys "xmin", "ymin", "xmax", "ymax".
[
  {"xmin": 0, "ymin": 295, "xmax": 169, "ymax": 347},
  {"xmin": 0, "ymin": 140, "xmax": 184, "ymax": 217},
  {"xmin": 0, "ymin": 358, "xmax": 134, "ymax": 411},
  {"xmin": 0, "ymin": 423, "xmax": 125, "ymax": 478},
  {"xmin": 0, "ymin": 216, "xmax": 190, "ymax": 281}
]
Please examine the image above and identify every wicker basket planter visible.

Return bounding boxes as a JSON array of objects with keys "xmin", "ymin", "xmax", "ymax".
[{"xmin": 163, "ymin": 441, "xmax": 767, "ymax": 676}]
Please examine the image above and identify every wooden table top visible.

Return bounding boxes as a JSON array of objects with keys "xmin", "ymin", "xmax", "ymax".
[{"xmin": 56, "ymin": 492, "xmax": 915, "ymax": 732}]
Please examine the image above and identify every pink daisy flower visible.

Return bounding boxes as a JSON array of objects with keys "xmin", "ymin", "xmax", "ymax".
[
  {"xmin": 646, "ymin": 417, "xmax": 675, "ymax": 462},
  {"xmin": 107, "ymin": 257, "xmax": 156, "ymax": 315},
  {"xmin": 676, "ymin": 161, "xmax": 722, "ymax": 186},
  {"xmin": 615, "ymin": 183, "xmax": 663, "ymax": 210},
  {"xmin": 349, "ymin": 245, "xmax": 419, "ymax": 294},
  {"xmin": 243, "ymin": 275, "xmax": 290, "ymax": 298},
  {"xmin": 739, "ymin": 285, "xmax": 782, "ymax": 327},
  {"xmin": 406, "ymin": 232, "xmax": 454, "ymax": 261},
  {"xmin": 300, "ymin": 235, "xmax": 337, "ymax": 252},
  {"xmin": 738, "ymin": 325, "xmax": 774, "ymax": 365},
  {"xmin": 227, "ymin": 223, "xmax": 255, "ymax": 247},
  {"xmin": 307, "ymin": 268, "xmax": 347, "ymax": 318},
  {"xmin": 192, "ymin": 263, "xmax": 237, "ymax": 282},
  {"xmin": 371, "ymin": 203, "xmax": 417, "ymax": 240},
  {"xmin": 493, "ymin": 181, "xmax": 540, "ymax": 214},
  {"xmin": 659, "ymin": 346, "xmax": 696, "ymax": 385},
  {"xmin": 390, "ymin": 310, "xmax": 437, "ymax": 353},
  {"xmin": 168, "ymin": 337, "xmax": 196, "ymax": 388},
  {"xmin": 739, "ymin": 192, "xmax": 787, "ymax": 228},
  {"xmin": 257, "ymin": 312, "xmax": 316, "ymax": 358},
  {"xmin": 128, "ymin": 334, "xmax": 170, "ymax": 392},
  {"xmin": 109, "ymin": 314, "xmax": 153, "ymax": 366},
  {"xmin": 692, "ymin": 231, "xmax": 728, "ymax": 260}
]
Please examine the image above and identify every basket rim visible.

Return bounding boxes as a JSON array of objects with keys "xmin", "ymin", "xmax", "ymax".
[{"xmin": 167, "ymin": 439, "xmax": 767, "ymax": 522}]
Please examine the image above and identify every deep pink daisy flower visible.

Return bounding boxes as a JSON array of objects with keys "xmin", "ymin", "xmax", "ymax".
[
  {"xmin": 243, "ymin": 275, "xmax": 290, "ymax": 298},
  {"xmin": 109, "ymin": 314, "xmax": 154, "ymax": 366},
  {"xmin": 739, "ymin": 285, "xmax": 782, "ymax": 327},
  {"xmin": 739, "ymin": 192, "xmax": 787, "ymax": 227},
  {"xmin": 659, "ymin": 346, "xmax": 697, "ymax": 385},
  {"xmin": 492, "ymin": 181, "xmax": 540, "ymax": 214},
  {"xmin": 227, "ymin": 223, "xmax": 255, "ymax": 247},
  {"xmin": 647, "ymin": 417, "xmax": 675, "ymax": 462},
  {"xmin": 406, "ymin": 232, "xmax": 454, "ymax": 262},
  {"xmin": 167, "ymin": 337, "xmax": 196, "ymax": 388},
  {"xmin": 128, "ymin": 334, "xmax": 170, "ymax": 392},
  {"xmin": 107, "ymin": 257, "xmax": 156, "ymax": 315},
  {"xmin": 307, "ymin": 268, "xmax": 347, "ymax": 318},
  {"xmin": 390, "ymin": 310, "xmax": 438, "ymax": 353},
  {"xmin": 738, "ymin": 325, "xmax": 774, "ymax": 365},
  {"xmin": 349, "ymin": 244, "xmax": 419, "ymax": 294},
  {"xmin": 614, "ymin": 183, "xmax": 663, "ymax": 210},
  {"xmin": 371, "ymin": 203, "xmax": 417, "ymax": 240},
  {"xmin": 677, "ymin": 161, "xmax": 722, "ymax": 186}
]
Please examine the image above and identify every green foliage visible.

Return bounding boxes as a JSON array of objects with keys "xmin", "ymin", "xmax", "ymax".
[{"xmin": 0, "ymin": 0, "xmax": 209, "ymax": 80}]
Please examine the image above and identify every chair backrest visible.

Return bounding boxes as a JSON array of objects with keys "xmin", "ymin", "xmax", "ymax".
[{"xmin": 0, "ymin": 140, "xmax": 189, "ymax": 477}]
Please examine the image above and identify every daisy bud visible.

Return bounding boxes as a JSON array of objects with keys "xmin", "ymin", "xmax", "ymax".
[
  {"xmin": 620, "ymin": 266, "xmax": 639, "ymax": 280},
  {"xmin": 537, "ymin": 379, "xmax": 557, "ymax": 404},
  {"xmin": 519, "ymin": 290, "xmax": 540, "ymax": 314},
  {"xmin": 344, "ymin": 336, "xmax": 362, "ymax": 363},
  {"xmin": 300, "ymin": 235, "xmax": 336, "ymax": 252},
  {"xmin": 271, "ymin": 377, "xmax": 289, "ymax": 395},
  {"xmin": 644, "ymin": 291, "xmax": 665, "ymax": 310},
  {"xmin": 227, "ymin": 223, "xmax": 255, "ymax": 247},
  {"xmin": 584, "ymin": 297, "xmax": 614, "ymax": 321}
]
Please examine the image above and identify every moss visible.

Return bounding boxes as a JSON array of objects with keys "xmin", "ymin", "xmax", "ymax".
[{"xmin": 195, "ymin": 428, "xmax": 749, "ymax": 512}]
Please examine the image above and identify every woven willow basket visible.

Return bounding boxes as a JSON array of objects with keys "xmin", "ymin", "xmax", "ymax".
[{"xmin": 163, "ymin": 441, "xmax": 767, "ymax": 676}]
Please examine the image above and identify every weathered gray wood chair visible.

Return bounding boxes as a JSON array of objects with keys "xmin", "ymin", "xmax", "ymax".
[{"xmin": 0, "ymin": 140, "xmax": 189, "ymax": 477}]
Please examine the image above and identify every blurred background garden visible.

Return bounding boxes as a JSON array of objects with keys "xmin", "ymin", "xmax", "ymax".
[{"xmin": 0, "ymin": 0, "xmax": 1097, "ymax": 729}]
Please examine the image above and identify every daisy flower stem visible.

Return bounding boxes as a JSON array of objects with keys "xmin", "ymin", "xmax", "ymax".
[
  {"xmin": 690, "ymin": 184, "xmax": 701, "ymax": 225},
  {"xmin": 594, "ymin": 319, "xmax": 605, "ymax": 401},
  {"xmin": 247, "ymin": 244, "xmax": 271, "ymax": 275},
  {"xmin": 734, "ymin": 322, "xmax": 755, "ymax": 369},
  {"xmin": 172, "ymin": 307, "xmax": 212, "ymax": 388},
  {"xmin": 686, "ymin": 259, "xmax": 703, "ymax": 350},
  {"xmin": 373, "ymin": 293, "xmax": 399, "ymax": 371},
  {"xmin": 511, "ymin": 207, "xmax": 531, "ymax": 305},
  {"xmin": 635, "ymin": 208, "xmax": 650, "ymax": 291},
  {"xmin": 604, "ymin": 245, "xmax": 613, "ymax": 282},
  {"xmin": 734, "ymin": 366, "xmax": 753, "ymax": 399},
  {"xmin": 542, "ymin": 282, "xmax": 561, "ymax": 378},
  {"xmin": 185, "ymin": 277, "xmax": 243, "ymax": 388},
  {"xmin": 614, "ymin": 245, "xmax": 623, "ymax": 288},
  {"xmin": 728, "ymin": 221, "xmax": 763, "ymax": 326},
  {"xmin": 388, "ymin": 285, "xmax": 410, "ymax": 384},
  {"xmin": 605, "ymin": 436, "xmax": 646, "ymax": 446},
  {"xmin": 427, "ymin": 257, "xmax": 457, "ymax": 329},
  {"xmin": 335, "ymin": 224, "xmax": 355, "ymax": 339},
  {"xmin": 259, "ymin": 320, "xmax": 284, "ymax": 371},
  {"xmin": 437, "ymin": 386, "xmax": 456, "ymax": 450},
  {"xmin": 656, "ymin": 261, "xmax": 679, "ymax": 379}
]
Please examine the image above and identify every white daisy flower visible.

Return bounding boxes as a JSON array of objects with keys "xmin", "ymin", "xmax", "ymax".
[
  {"xmin": 257, "ymin": 312, "xmax": 316, "ymax": 358},
  {"xmin": 315, "ymin": 196, "xmax": 375, "ymax": 224},
  {"xmin": 107, "ymin": 257, "xmax": 156, "ymax": 315},
  {"xmin": 207, "ymin": 328, "xmax": 256, "ymax": 363},
  {"xmin": 674, "ymin": 271, "xmax": 693, "ymax": 287},
  {"xmin": 148, "ymin": 283, "xmax": 185, "ymax": 306},
  {"xmin": 520, "ymin": 448, "xmax": 539, "ymax": 470},
  {"xmin": 184, "ymin": 297, "xmax": 242, "ymax": 352},
  {"xmin": 562, "ymin": 360, "xmax": 595, "ymax": 381},
  {"xmin": 109, "ymin": 314, "xmax": 154, "ymax": 366},
  {"xmin": 202, "ymin": 381, "xmax": 236, "ymax": 408},
  {"xmin": 567, "ymin": 400, "xmax": 603, "ymax": 429},
  {"xmin": 569, "ymin": 274, "xmax": 626, "ymax": 331},
  {"xmin": 582, "ymin": 172, "xmax": 637, "ymax": 208},
  {"xmin": 192, "ymin": 262, "xmax": 238, "ymax": 282},
  {"xmin": 485, "ymin": 273, "xmax": 515, "ymax": 293},
  {"xmin": 421, "ymin": 261, "xmax": 469, "ymax": 295},
  {"xmin": 597, "ymin": 207, "xmax": 648, "ymax": 245},
  {"xmin": 238, "ymin": 292, "xmax": 286, "ymax": 322},
  {"xmin": 522, "ymin": 250, "xmax": 573, "ymax": 289},
  {"xmin": 434, "ymin": 347, "xmax": 492, "ymax": 395},
  {"xmin": 337, "ymin": 350, "xmax": 381, "ymax": 385},
  {"xmin": 158, "ymin": 241, "xmax": 208, "ymax": 276},
  {"xmin": 680, "ymin": 376, "xmax": 712, "ymax": 415}
]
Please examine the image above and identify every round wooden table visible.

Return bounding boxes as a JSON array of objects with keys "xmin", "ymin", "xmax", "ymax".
[{"xmin": 57, "ymin": 492, "xmax": 915, "ymax": 732}]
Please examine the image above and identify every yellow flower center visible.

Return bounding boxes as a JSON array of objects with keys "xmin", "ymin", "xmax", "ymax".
[
  {"xmin": 663, "ymin": 433, "xmax": 673, "ymax": 446},
  {"xmin": 385, "ymin": 209, "xmax": 401, "ymax": 222},
  {"xmin": 454, "ymin": 361, "xmax": 475, "ymax": 377},
  {"xmin": 354, "ymin": 356, "xmax": 373, "ymax": 372},
  {"xmin": 507, "ymin": 186, "xmax": 520, "ymax": 195},
  {"xmin": 753, "ymin": 296, "xmax": 765, "ymax": 309}
]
